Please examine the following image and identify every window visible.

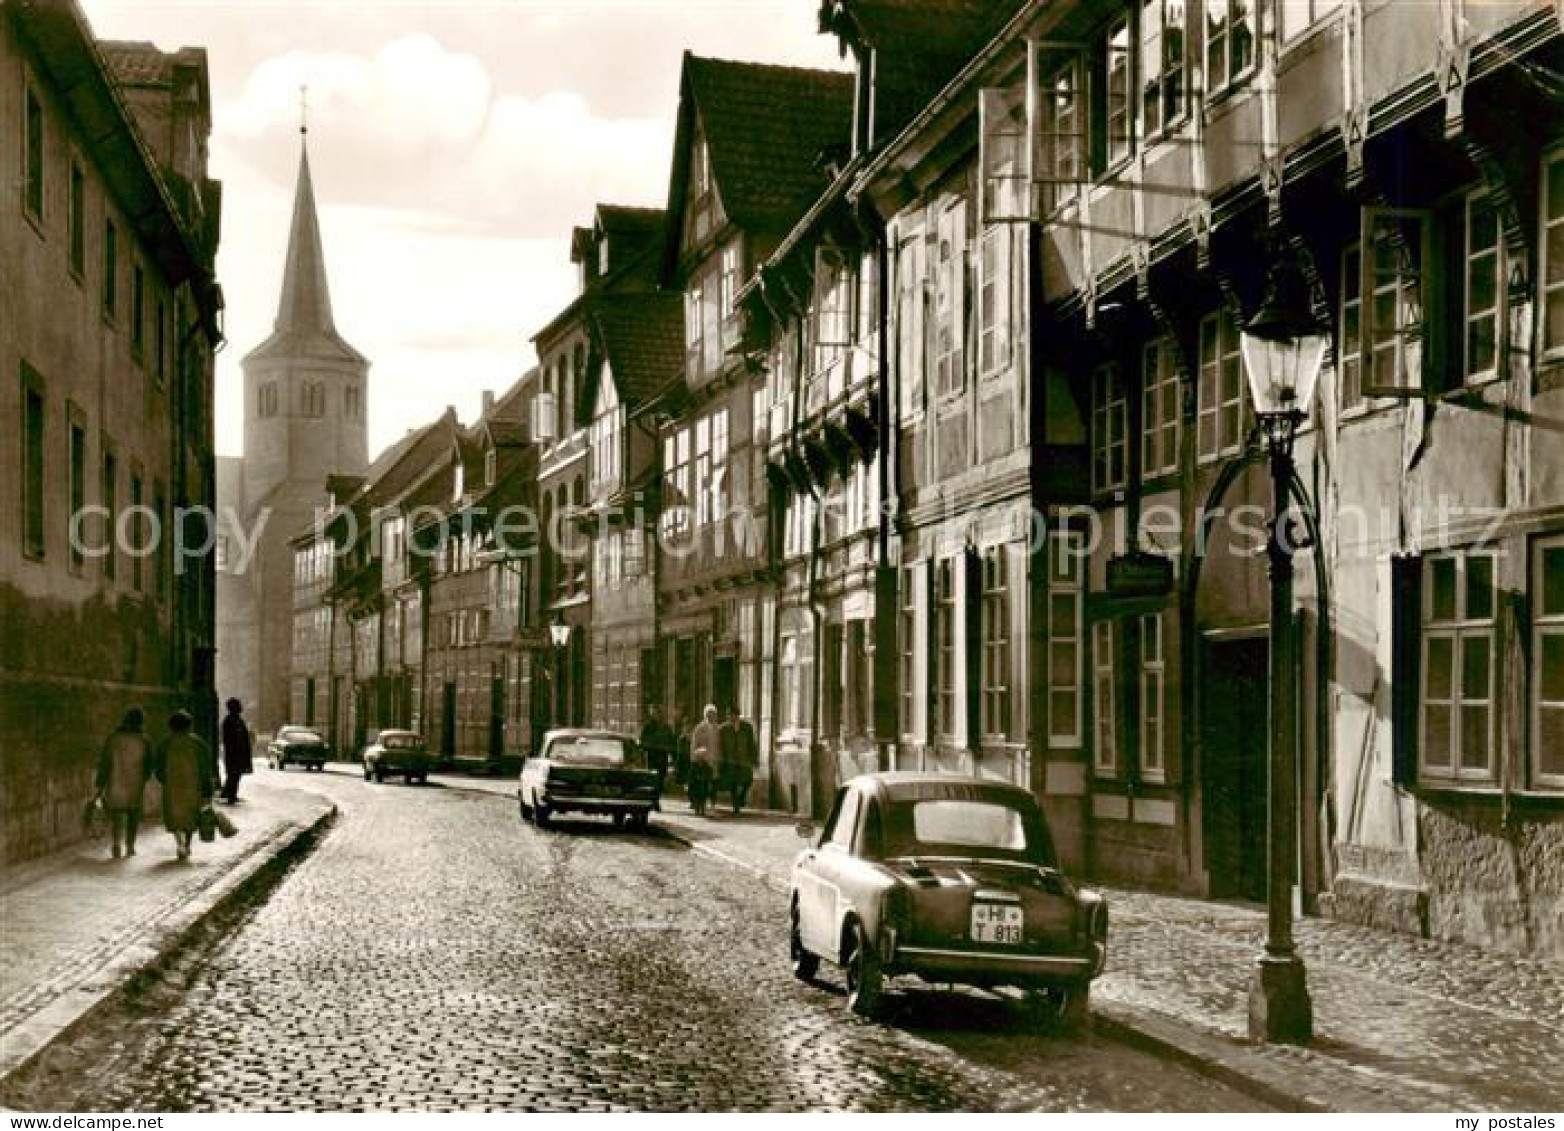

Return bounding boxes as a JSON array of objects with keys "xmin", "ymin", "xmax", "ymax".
[
  {"xmin": 693, "ymin": 417, "xmax": 712, "ymax": 526},
  {"xmin": 1036, "ymin": 55, "xmax": 1085, "ymax": 213},
  {"xmin": 1421, "ymin": 551, "xmax": 1496, "ymax": 781},
  {"xmin": 301, "ymin": 380, "xmax": 325, "ymax": 417},
  {"xmin": 1139, "ymin": 613, "xmax": 1166, "ymax": 779},
  {"xmin": 1141, "ymin": 337, "xmax": 1180, "ymax": 478},
  {"xmin": 981, "ymin": 548, "xmax": 1011, "ymax": 738},
  {"xmin": 1206, "ymin": 0, "xmax": 1256, "ymax": 93},
  {"xmin": 1464, "ymin": 193, "xmax": 1503, "ymax": 383},
  {"xmin": 936, "ymin": 558, "xmax": 957, "ymax": 738},
  {"xmin": 1092, "ymin": 362, "xmax": 1127, "ymax": 492},
  {"xmin": 1049, "ymin": 532, "xmax": 1085, "ymax": 747},
  {"xmin": 896, "ymin": 225, "xmax": 926, "ymax": 418},
  {"xmin": 130, "ymin": 468, "xmax": 144, "ymax": 592},
  {"xmin": 979, "ymin": 85, "xmax": 1029, "ymax": 223},
  {"xmin": 1533, "ymin": 536, "xmax": 1564, "ymax": 790},
  {"xmin": 978, "ymin": 227, "xmax": 1011, "ymax": 376},
  {"xmin": 1092, "ymin": 620, "xmax": 1118, "ymax": 773},
  {"xmin": 131, "ymin": 264, "xmax": 145, "ymax": 361},
  {"xmin": 813, "ymin": 248, "xmax": 852, "ymax": 377},
  {"xmin": 22, "ymin": 368, "xmax": 45, "ymax": 559},
  {"xmin": 1362, "ymin": 208, "xmax": 1427, "ymax": 395},
  {"xmin": 1339, "ymin": 244, "xmax": 1365, "ymax": 414},
  {"xmin": 259, "ymin": 382, "xmax": 278, "ymax": 418},
  {"xmin": 346, "ymin": 384, "xmax": 361, "ymax": 419},
  {"xmin": 153, "ymin": 481, "xmax": 167, "ymax": 600},
  {"xmin": 1280, "ymin": 0, "xmax": 1343, "ymax": 41},
  {"xmin": 1101, "ymin": 15, "xmax": 1134, "ymax": 169},
  {"xmin": 1139, "ymin": 0, "xmax": 1186, "ymax": 139},
  {"xmin": 1542, "ymin": 151, "xmax": 1564, "ymax": 357},
  {"xmin": 1197, "ymin": 310, "xmax": 1248, "ymax": 459},
  {"xmin": 68, "ymin": 161, "xmax": 84, "ymax": 277},
  {"xmin": 24, "ymin": 88, "xmax": 43, "ymax": 220},
  {"xmin": 709, "ymin": 408, "xmax": 729, "ymax": 524},
  {"xmin": 68, "ymin": 415, "xmax": 85, "ymax": 572},
  {"xmin": 933, "ymin": 199, "xmax": 967, "ymax": 399},
  {"xmin": 101, "ymin": 444, "xmax": 117, "ymax": 581},
  {"xmin": 899, "ymin": 565, "xmax": 917, "ymax": 738},
  {"xmin": 662, "ymin": 428, "xmax": 691, "ymax": 538},
  {"xmin": 688, "ymin": 129, "xmax": 717, "ymax": 244},
  {"xmin": 155, "ymin": 299, "xmax": 168, "ymax": 387},
  {"xmin": 103, "ymin": 220, "xmax": 117, "ymax": 318},
  {"xmin": 719, "ymin": 243, "xmax": 742, "ymax": 324}
]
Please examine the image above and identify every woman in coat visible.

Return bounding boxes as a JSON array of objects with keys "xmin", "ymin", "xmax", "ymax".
[
  {"xmin": 154, "ymin": 709, "xmax": 214, "ymax": 860},
  {"xmin": 95, "ymin": 707, "xmax": 151, "ymax": 858}
]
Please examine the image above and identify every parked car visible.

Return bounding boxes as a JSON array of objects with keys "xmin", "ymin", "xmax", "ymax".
[
  {"xmin": 268, "ymin": 725, "xmax": 328, "ymax": 771},
  {"xmin": 362, "ymin": 729, "xmax": 433, "ymax": 784},
  {"xmin": 789, "ymin": 772, "xmax": 1108, "ymax": 1028},
  {"xmin": 518, "ymin": 729, "xmax": 660, "ymax": 831}
]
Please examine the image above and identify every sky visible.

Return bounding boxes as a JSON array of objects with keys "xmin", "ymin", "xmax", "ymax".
[{"xmin": 78, "ymin": 0, "xmax": 846, "ymax": 458}]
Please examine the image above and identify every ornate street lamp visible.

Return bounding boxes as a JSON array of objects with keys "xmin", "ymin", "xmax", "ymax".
[
  {"xmin": 549, "ymin": 620, "xmax": 572, "ymax": 728},
  {"xmin": 1239, "ymin": 248, "xmax": 1327, "ymax": 1045}
]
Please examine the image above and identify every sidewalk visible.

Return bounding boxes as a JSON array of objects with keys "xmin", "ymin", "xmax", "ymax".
[
  {"xmin": 651, "ymin": 803, "xmax": 1564, "ymax": 1113},
  {"xmin": 0, "ymin": 779, "xmax": 335, "ymax": 1086}
]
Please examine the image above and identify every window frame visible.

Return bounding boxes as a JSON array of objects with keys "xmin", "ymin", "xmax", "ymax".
[
  {"xmin": 1338, "ymin": 242, "xmax": 1366, "ymax": 416},
  {"xmin": 1138, "ymin": 612, "xmax": 1166, "ymax": 781},
  {"xmin": 68, "ymin": 159, "xmax": 85, "ymax": 279},
  {"xmin": 1463, "ymin": 191, "xmax": 1504, "ymax": 385},
  {"xmin": 1103, "ymin": 12, "xmax": 1135, "ymax": 171},
  {"xmin": 102, "ymin": 219, "xmax": 118, "ymax": 320},
  {"xmin": 1092, "ymin": 619, "xmax": 1118, "ymax": 775},
  {"xmin": 1138, "ymin": 0, "xmax": 1188, "ymax": 142},
  {"xmin": 1360, "ymin": 205, "xmax": 1430, "ymax": 397},
  {"xmin": 1048, "ymin": 531, "xmax": 1085, "ymax": 749},
  {"xmin": 1092, "ymin": 361, "xmax": 1128, "ymax": 493},
  {"xmin": 978, "ymin": 225, "xmax": 1012, "ymax": 378},
  {"xmin": 1197, "ymin": 308, "xmax": 1249, "ymax": 459},
  {"xmin": 23, "ymin": 85, "xmax": 44, "ymax": 223},
  {"xmin": 1419, "ymin": 548, "xmax": 1498, "ymax": 784},
  {"xmin": 1531, "ymin": 534, "xmax": 1564, "ymax": 791},
  {"xmin": 1279, "ymin": 0, "xmax": 1345, "ymax": 44},
  {"xmin": 933, "ymin": 199, "xmax": 968, "ymax": 401},
  {"xmin": 67, "ymin": 406, "xmax": 86, "ymax": 574},
  {"xmin": 980, "ymin": 546, "xmax": 1012, "ymax": 741},
  {"xmin": 1541, "ymin": 148, "xmax": 1564, "ymax": 361},
  {"xmin": 1141, "ymin": 336, "xmax": 1181, "ymax": 479},
  {"xmin": 1205, "ymin": 0, "xmax": 1257, "ymax": 98},
  {"xmin": 979, "ymin": 84, "xmax": 1030, "ymax": 224},
  {"xmin": 936, "ymin": 557, "xmax": 958, "ymax": 739},
  {"xmin": 21, "ymin": 365, "xmax": 46, "ymax": 561}
]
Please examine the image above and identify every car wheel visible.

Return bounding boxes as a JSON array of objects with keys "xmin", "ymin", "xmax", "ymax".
[
  {"xmin": 790, "ymin": 901, "xmax": 819, "ymax": 983},
  {"xmin": 518, "ymin": 795, "xmax": 530, "ymax": 821},
  {"xmin": 405, "ymin": 772, "xmax": 415, "ymax": 785},
  {"xmin": 612, "ymin": 812, "xmax": 627, "ymax": 828},
  {"xmin": 844, "ymin": 920, "xmax": 883, "ymax": 1017},
  {"xmin": 374, "ymin": 769, "xmax": 384, "ymax": 783},
  {"xmin": 363, "ymin": 764, "xmax": 372, "ymax": 781},
  {"xmin": 628, "ymin": 811, "xmax": 650, "ymax": 832},
  {"xmin": 534, "ymin": 800, "xmax": 551, "ymax": 828}
]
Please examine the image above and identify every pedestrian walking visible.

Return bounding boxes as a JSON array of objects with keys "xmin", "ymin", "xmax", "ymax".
[
  {"xmin": 95, "ymin": 707, "xmax": 151, "ymax": 859},
  {"xmin": 721, "ymin": 706, "xmax": 758, "ymax": 816},
  {"xmin": 153, "ymin": 709, "xmax": 215, "ymax": 861},
  {"xmin": 672, "ymin": 709, "xmax": 690, "ymax": 785},
  {"xmin": 220, "ymin": 698, "xmax": 253, "ymax": 803},
  {"xmin": 688, "ymin": 704, "xmax": 722, "ymax": 817},
  {"xmin": 639, "ymin": 704, "xmax": 675, "ymax": 792}
]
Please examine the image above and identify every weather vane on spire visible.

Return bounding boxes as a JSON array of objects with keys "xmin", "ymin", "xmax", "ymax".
[{"xmin": 299, "ymin": 84, "xmax": 308, "ymax": 137}]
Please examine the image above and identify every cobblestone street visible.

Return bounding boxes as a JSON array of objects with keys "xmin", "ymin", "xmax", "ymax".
[{"xmin": 3, "ymin": 769, "xmax": 1267, "ymax": 1112}]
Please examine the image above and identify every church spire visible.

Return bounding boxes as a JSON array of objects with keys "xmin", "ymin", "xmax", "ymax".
[{"xmin": 243, "ymin": 131, "xmax": 366, "ymax": 364}]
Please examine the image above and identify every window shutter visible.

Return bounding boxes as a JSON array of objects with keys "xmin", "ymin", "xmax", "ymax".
[{"xmin": 1391, "ymin": 553, "xmax": 1423, "ymax": 786}]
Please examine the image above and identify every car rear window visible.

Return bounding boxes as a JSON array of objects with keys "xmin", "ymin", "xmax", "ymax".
[
  {"xmin": 383, "ymin": 735, "xmax": 421, "ymax": 750},
  {"xmin": 883, "ymin": 799, "xmax": 1047, "ymax": 860},
  {"xmin": 550, "ymin": 737, "xmax": 630, "ymax": 765}
]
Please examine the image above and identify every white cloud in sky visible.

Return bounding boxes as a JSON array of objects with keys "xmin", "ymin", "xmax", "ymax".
[{"xmin": 77, "ymin": 2, "xmax": 845, "ymax": 459}]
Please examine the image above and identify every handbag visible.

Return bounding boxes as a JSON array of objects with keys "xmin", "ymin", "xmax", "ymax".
[
  {"xmin": 82, "ymin": 796, "xmax": 107, "ymax": 838},
  {"xmin": 213, "ymin": 807, "xmax": 238, "ymax": 839},
  {"xmin": 196, "ymin": 805, "xmax": 217, "ymax": 843}
]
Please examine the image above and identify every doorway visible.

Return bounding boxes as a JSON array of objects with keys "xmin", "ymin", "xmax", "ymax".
[
  {"xmin": 1202, "ymin": 637, "xmax": 1269, "ymax": 902},
  {"xmin": 441, "ymin": 681, "xmax": 457, "ymax": 757},
  {"xmin": 714, "ymin": 655, "xmax": 737, "ymax": 716}
]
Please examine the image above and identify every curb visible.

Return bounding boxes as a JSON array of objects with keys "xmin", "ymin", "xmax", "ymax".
[
  {"xmin": 0, "ymin": 800, "xmax": 337, "ymax": 1092},
  {"xmin": 652, "ymin": 813, "xmax": 1330, "ymax": 1113}
]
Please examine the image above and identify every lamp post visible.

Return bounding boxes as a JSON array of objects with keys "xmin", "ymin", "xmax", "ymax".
[{"xmin": 1238, "ymin": 247, "xmax": 1327, "ymax": 1045}]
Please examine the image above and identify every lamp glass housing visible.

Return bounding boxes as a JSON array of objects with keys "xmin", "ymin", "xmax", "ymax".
[
  {"xmin": 1239, "ymin": 327, "xmax": 1328, "ymax": 418},
  {"xmin": 549, "ymin": 622, "xmax": 572, "ymax": 649}
]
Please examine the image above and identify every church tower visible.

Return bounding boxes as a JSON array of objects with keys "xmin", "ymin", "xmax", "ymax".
[{"xmin": 219, "ymin": 127, "xmax": 369, "ymax": 734}]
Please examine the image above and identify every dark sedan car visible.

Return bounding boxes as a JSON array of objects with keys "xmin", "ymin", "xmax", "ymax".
[
  {"xmin": 362, "ymin": 729, "xmax": 433, "ymax": 784},
  {"xmin": 268, "ymin": 725, "xmax": 328, "ymax": 771},
  {"xmin": 789, "ymin": 772, "xmax": 1107, "ymax": 1028}
]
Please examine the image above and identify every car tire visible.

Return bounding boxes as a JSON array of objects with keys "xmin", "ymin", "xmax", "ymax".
[
  {"xmin": 844, "ymin": 920, "xmax": 883, "ymax": 1017},
  {"xmin": 374, "ymin": 769, "xmax": 385, "ymax": 784},
  {"xmin": 518, "ymin": 795, "xmax": 530, "ymax": 821},
  {"xmin": 534, "ymin": 800, "xmax": 551, "ymax": 828},
  {"xmin": 612, "ymin": 812, "xmax": 627, "ymax": 828},
  {"xmin": 790, "ymin": 901, "xmax": 819, "ymax": 983},
  {"xmin": 628, "ymin": 811, "xmax": 650, "ymax": 833}
]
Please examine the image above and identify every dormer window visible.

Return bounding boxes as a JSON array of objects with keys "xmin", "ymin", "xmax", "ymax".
[
  {"xmin": 598, "ymin": 237, "xmax": 610, "ymax": 278},
  {"xmin": 452, "ymin": 463, "xmax": 465, "ymax": 503},
  {"xmin": 485, "ymin": 447, "xmax": 497, "ymax": 487}
]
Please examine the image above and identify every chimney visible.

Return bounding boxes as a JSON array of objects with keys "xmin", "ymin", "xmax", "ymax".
[{"xmin": 482, "ymin": 389, "xmax": 495, "ymax": 417}]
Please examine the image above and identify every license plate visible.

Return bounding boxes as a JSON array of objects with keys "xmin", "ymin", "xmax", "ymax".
[{"xmin": 970, "ymin": 902, "xmax": 1024, "ymax": 946}]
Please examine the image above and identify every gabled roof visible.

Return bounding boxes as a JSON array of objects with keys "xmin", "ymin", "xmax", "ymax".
[
  {"xmin": 244, "ymin": 141, "xmax": 367, "ymax": 366},
  {"xmin": 663, "ymin": 53, "xmax": 854, "ymax": 273},
  {"xmin": 535, "ymin": 204, "xmax": 666, "ymax": 350},
  {"xmin": 583, "ymin": 295, "xmax": 686, "ymax": 420}
]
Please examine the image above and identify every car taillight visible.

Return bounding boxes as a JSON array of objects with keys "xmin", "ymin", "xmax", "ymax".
[{"xmin": 1077, "ymin": 891, "xmax": 1108, "ymax": 941}]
